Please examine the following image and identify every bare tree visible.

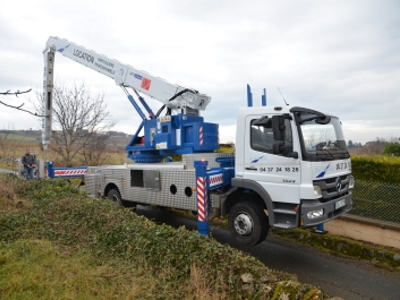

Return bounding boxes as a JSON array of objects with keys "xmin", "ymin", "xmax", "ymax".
[
  {"xmin": 41, "ymin": 82, "xmax": 115, "ymax": 167},
  {"xmin": 79, "ymin": 131, "xmax": 112, "ymax": 166},
  {"xmin": 361, "ymin": 137, "xmax": 388, "ymax": 155}
]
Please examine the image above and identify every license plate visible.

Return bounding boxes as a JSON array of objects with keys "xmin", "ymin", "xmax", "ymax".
[{"xmin": 335, "ymin": 199, "xmax": 346, "ymax": 210}]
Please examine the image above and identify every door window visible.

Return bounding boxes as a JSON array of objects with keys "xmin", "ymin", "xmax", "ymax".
[{"xmin": 250, "ymin": 119, "xmax": 292, "ymax": 155}]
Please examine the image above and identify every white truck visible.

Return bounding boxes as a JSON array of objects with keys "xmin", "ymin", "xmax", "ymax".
[{"xmin": 43, "ymin": 37, "xmax": 353, "ymax": 246}]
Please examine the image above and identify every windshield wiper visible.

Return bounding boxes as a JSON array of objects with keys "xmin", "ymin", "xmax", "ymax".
[
  {"xmin": 319, "ymin": 155, "xmax": 335, "ymax": 161},
  {"xmin": 318, "ymin": 148, "xmax": 350, "ymax": 160},
  {"xmin": 317, "ymin": 148, "xmax": 335, "ymax": 160}
]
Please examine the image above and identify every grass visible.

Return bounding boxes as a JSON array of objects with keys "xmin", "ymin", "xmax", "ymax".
[
  {"xmin": 0, "ymin": 174, "xmax": 328, "ymax": 300},
  {"xmin": 0, "ymin": 133, "xmax": 126, "ymax": 171},
  {"xmin": 0, "ymin": 133, "xmax": 38, "ymax": 142},
  {"xmin": 0, "ymin": 240, "xmax": 138, "ymax": 300},
  {"xmin": 0, "ymin": 240, "xmax": 232, "ymax": 300}
]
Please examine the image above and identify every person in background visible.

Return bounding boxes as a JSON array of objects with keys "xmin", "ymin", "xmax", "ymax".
[{"xmin": 21, "ymin": 148, "xmax": 36, "ymax": 180}]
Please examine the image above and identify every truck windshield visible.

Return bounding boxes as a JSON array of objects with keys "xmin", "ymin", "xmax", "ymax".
[{"xmin": 299, "ymin": 117, "xmax": 350, "ymax": 161}]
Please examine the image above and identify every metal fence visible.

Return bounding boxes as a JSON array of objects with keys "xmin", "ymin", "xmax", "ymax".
[{"xmin": 350, "ymin": 180, "xmax": 400, "ymax": 225}]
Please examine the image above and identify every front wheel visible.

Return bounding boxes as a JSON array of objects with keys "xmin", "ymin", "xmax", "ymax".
[{"xmin": 228, "ymin": 202, "xmax": 269, "ymax": 246}]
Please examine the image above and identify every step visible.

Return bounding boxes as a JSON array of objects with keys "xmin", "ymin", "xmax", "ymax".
[
  {"xmin": 273, "ymin": 223, "xmax": 296, "ymax": 229},
  {"xmin": 273, "ymin": 208, "xmax": 297, "ymax": 215}
]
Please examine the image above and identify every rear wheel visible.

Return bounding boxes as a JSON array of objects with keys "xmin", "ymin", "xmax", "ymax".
[
  {"xmin": 107, "ymin": 188, "xmax": 123, "ymax": 206},
  {"xmin": 228, "ymin": 202, "xmax": 269, "ymax": 246}
]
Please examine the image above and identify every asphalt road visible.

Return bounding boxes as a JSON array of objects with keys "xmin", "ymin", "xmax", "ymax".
[{"xmin": 136, "ymin": 205, "xmax": 400, "ymax": 300}]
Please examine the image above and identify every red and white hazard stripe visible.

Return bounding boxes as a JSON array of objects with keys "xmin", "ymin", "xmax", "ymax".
[
  {"xmin": 209, "ymin": 173, "xmax": 223, "ymax": 188},
  {"xmin": 196, "ymin": 177, "xmax": 207, "ymax": 221},
  {"xmin": 54, "ymin": 169, "xmax": 87, "ymax": 176}
]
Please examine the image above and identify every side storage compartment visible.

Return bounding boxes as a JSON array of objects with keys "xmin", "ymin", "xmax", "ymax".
[{"xmin": 85, "ymin": 173, "xmax": 102, "ymax": 198}]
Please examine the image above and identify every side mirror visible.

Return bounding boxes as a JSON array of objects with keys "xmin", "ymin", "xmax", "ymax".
[
  {"xmin": 273, "ymin": 141, "xmax": 284, "ymax": 154},
  {"xmin": 316, "ymin": 116, "xmax": 331, "ymax": 124},
  {"xmin": 253, "ymin": 115, "xmax": 272, "ymax": 127},
  {"xmin": 272, "ymin": 115, "xmax": 285, "ymax": 140}
]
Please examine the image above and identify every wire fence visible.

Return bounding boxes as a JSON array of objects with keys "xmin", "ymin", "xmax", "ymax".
[{"xmin": 350, "ymin": 180, "xmax": 400, "ymax": 225}]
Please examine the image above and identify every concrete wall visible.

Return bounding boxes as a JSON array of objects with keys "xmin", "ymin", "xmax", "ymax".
[{"xmin": 325, "ymin": 215, "xmax": 400, "ymax": 249}]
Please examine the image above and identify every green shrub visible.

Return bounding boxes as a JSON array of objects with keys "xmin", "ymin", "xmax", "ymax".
[
  {"xmin": 351, "ymin": 155, "xmax": 400, "ymax": 184},
  {"xmin": 215, "ymin": 146, "xmax": 235, "ymax": 153},
  {"xmin": 382, "ymin": 143, "xmax": 400, "ymax": 157}
]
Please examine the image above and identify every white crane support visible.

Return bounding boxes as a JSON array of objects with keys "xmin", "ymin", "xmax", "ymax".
[{"xmin": 42, "ymin": 50, "xmax": 54, "ymax": 150}]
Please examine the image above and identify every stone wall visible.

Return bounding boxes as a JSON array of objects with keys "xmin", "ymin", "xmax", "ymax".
[{"xmin": 325, "ymin": 215, "xmax": 400, "ymax": 249}]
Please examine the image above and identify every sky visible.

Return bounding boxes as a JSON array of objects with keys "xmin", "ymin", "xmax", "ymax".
[{"xmin": 1, "ymin": 0, "xmax": 399, "ymax": 145}]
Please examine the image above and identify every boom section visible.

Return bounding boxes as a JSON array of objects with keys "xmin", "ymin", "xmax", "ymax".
[{"xmin": 44, "ymin": 36, "xmax": 211, "ymax": 111}]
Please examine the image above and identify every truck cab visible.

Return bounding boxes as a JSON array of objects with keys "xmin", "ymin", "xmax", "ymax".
[{"xmin": 227, "ymin": 105, "xmax": 353, "ymax": 245}]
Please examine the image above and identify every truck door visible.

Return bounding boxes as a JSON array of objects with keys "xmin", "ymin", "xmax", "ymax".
[{"xmin": 243, "ymin": 114, "xmax": 301, "ymax": 204}]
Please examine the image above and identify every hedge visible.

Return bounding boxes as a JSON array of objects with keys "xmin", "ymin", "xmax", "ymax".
[{"xmin": 351, "ymin": 155, "xmax": 400, "ymax": 185}]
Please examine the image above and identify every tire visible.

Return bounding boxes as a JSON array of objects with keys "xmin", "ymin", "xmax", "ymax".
[
  {"xmin": 107, "ymin": 188, "xmax": 123, "ymax": 206},
  {"xmin": 123, "ymin": 200, "xmax": 137, "ymax": 209},
  {"xmin": 228, "ymin": 202, "xmax": 270, "ymax": 246}
]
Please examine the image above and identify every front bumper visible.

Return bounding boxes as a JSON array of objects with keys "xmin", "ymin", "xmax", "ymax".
[{"xmin": 300, "ymin": 192, "xmax": 353, "ymax": 228}]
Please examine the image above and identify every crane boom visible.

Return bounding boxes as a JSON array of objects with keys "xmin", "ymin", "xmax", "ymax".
[
  {"xmin": 44, "ymin": 36, "xmax": 211, "ymax": 109},
  {"xmin": 42, "ymin": 37, "xmax": 218, "ymax": 162}
]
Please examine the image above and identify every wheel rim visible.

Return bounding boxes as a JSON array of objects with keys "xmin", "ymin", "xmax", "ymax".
[
  {"xmin": 234, "ymin": 213, "xmax": 254, "ymax": 236},
  {"xmin": 110, "ymin": 194, "xmax": 119, "ymax": 203}
]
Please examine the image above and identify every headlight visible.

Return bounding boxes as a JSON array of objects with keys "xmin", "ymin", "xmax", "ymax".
[
  {"xmin": 313, "ymin": 186, "xmax": 322, "ymax": 197},
  {"xmin": 307, "ymin": 209, "xmax": 324, "ymax": 219},
  {"xmin": 349, "ymin": 175, "xmax": 355, "ymax": 189}
]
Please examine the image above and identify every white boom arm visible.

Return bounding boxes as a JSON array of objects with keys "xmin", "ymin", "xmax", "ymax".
[{"xmin": 41, "ymin": 36, "xmax": 211, "ymax": 149}]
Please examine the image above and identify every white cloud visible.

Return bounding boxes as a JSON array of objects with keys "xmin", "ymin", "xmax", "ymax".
[{"xmin": 0, "ymin": 0, "xmax": 399, "ymax": 145}]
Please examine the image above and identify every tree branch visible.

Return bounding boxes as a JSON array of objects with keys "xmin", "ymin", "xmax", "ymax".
[
  {"xmin": 0, "ymin": 88, "xmax": 46, "ymax": 117},
  {"xmin": 0, "ymin": 99, "xmax": 46, "ymax": 117},
  {"xmin": 0, "ymin": 88, "xmax": 32, "ymax": 96}
]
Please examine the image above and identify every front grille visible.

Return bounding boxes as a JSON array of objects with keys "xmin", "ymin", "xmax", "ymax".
[{"xmin": 314, "ymin": 174, "xmax": 350, "ymax": 202}]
